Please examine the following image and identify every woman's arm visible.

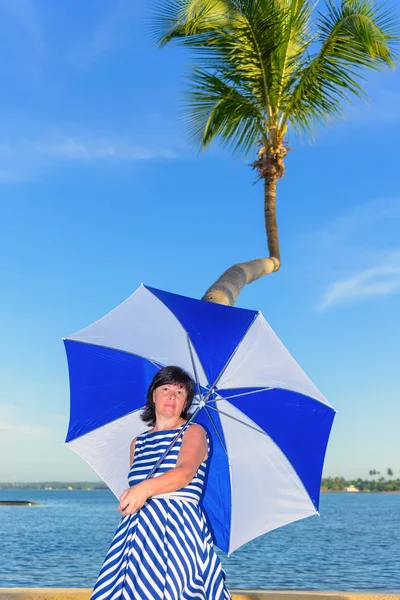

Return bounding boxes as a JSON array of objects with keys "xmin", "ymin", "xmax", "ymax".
[
  {"xmin": 118, "ymin": 424, "xmax": 207, "ymax": 516},
  {"xmin": 130, "ymin": 437, "xmax": 137, "ymax": 469}
]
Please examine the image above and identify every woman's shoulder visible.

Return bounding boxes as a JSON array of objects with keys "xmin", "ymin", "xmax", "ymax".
[
  {"xmin": 186, "ymin": 422, "xmax": 206, "ymax": 433},
  {"xmin": 183, "ymin": 423, "xmax": 209, "ymax": 460},
  {"xmin": 183, "ymin": 422, "xmax": 208, "ymax": 440}
]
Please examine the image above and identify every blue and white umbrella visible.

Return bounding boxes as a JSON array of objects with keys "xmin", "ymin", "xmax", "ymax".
[{"xmin": 64, "ymin": 284, "xmax": 335, "ymax": 555}]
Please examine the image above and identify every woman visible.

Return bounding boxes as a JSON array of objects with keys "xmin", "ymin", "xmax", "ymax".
[{"xmin": 91, "ymin": 365, "xmax": 232, "ymax": 600}]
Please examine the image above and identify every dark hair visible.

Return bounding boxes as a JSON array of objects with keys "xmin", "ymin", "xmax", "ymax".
[{"xmin": 141, "ymin": 366, "xmax": 195, "ymax": 426}]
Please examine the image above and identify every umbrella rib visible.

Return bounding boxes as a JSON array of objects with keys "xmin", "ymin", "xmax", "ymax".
[
  {"xmin": 203, "ymin": 406, "xmax": 229, "ymax": 457},
  {"xmin": 201, "ymin": 312, "xmax": 260, "ymax": 403},
  {"xmin": 187, "ymin": 334, "xmax": 204, "ymax": 400},
  {"xmin": 206, "ymin": 405, "xmax": 269, "ymax": 438},
  {"xmin": 65, "ymin": 407, "xmax": 144, "ymax": 443},
  {"xmin": 64, "ymin": 339, "xmax": 165, "ymax": 370},
  {"xmin": 206, "ymin": 387, "xmax": 272, "ymax": 403}
]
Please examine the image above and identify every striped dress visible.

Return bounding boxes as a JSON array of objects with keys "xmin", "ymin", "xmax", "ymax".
[{"xmin": 91, "ymin": 424, "xmax": 232, "ymax": 600}]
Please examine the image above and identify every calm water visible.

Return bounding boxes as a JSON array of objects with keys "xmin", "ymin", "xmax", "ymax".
[{"xmin": 0, "ymin": 490, "xmax": 399, "ymax": 591}]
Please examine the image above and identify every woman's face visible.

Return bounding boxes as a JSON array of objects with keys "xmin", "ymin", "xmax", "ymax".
[{"xmin": 153, "ymin": 383, "xmax": 188, "ymax": 420}]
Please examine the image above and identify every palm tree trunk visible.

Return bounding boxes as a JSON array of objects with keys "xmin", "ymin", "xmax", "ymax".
[
  {"xmin": 202, "ymin": 147, "xmax": 283, "ymax": 306},
  {"xmin": 201, "ymin": 257, "xmax": 279, "ymax": 305},
  {"xmin": 264, "ymin": 171, "xmax": 280, "ymax": 261}
]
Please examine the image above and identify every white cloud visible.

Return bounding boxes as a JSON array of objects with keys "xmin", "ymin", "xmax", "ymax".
[
  {"xmin": 35, "ymin": 138, "xmax": 177, "ymax": 161},
  {"xmin": 0, "ymin": 134, "xmax": 178, "ymax": 182},
  {"xmin": 304, "ymin": 198, "xmax": 400, "ymax": 272},
  {"xmin": 319, "ymin": 253, "xmax": 400, "ymax": 310},
  {"xmin": 307, "ymin": 197, "xmax": 400, "ymax": 247},
  {"xmin": 300, "ymin": 198, "xmax": 400, "ymax": 310}
]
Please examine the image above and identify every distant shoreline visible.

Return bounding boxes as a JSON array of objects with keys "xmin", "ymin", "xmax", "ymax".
[
  {"xmin": 1, "ymin": 485, "xmax": 400, "ymax": 494},
  {"xmin": 320, "ymin": 490, "xmax": 400, "ymax": 494},
  {"xmin": 1, "ymin": 477, "xmax": 400, "ymax": 494}
]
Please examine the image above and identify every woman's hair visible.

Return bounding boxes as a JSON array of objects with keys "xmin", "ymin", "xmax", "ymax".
[{"xmin": 141, "ymin": 366, "xmax": 195, "ymax": 426}]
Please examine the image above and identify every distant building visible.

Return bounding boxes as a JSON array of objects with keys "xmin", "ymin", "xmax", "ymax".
[
  {"xmin": 67, "ymin": 486, "xmax": 73, "ymax": 490},
  {"xmin": 345, "ymin": 485, "xmax": 359, "ymax": 492}
]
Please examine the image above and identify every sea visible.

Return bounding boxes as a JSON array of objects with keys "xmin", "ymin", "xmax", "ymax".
[{"xmin": 0, "ymin": 489, "xmax": 399, "ymax": 592}]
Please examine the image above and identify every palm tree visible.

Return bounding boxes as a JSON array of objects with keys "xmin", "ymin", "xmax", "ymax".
[
  {"xmin": 387, "ymin": 468, "xmax": 393, "ymax": 477},
  {"xmin": 153, "ymin": 0, "xmax": 399, "ymax": 305}
]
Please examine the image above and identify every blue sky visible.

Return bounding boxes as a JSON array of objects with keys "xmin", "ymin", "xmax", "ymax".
[{"xmin": 0, "ymin": 0, "xmax": 399, "ymax": 482}]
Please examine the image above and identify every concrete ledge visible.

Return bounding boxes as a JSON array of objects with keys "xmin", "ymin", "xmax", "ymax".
[{"xmin": 0, "ymin": 590, "xmax": 399, "ymax": 600}]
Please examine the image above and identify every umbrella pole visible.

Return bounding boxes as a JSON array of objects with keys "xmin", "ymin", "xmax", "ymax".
[{"xmin": 145, "ymin": 401, "xmax": 205, "ymax": 480}]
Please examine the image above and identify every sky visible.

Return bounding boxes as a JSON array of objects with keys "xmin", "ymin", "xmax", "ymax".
[{"xmin": 0, "ymin": 0, "xmax": 400, "ymax": 483}]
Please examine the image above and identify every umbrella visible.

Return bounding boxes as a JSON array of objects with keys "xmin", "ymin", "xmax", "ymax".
[{"xmin": 64, "ymin": 284, "xmax": 335, "ymax": 555}]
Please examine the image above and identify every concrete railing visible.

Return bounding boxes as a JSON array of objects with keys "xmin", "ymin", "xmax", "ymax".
[{"xmin": 0, "ymin": 590, "xmax": 399, "ymax": 600}]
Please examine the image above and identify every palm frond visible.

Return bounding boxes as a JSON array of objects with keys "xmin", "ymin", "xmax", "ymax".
[
  {"xmin": 319, "ymin": 0, "xmax": 399, "ymax": 68},
  {"xmin": 153, "ymin": 0, "xmax": 303, "ymax": 117},
  {"xmin": 153, "ymin": 0, "xmax": 399, "ymax": 147},
  {"xmin": 184, "ymin": 67, "xmax": 266, "ymax": 155},
  {"xmin": 273, "ymin": 0, "xmax": 315, "ymax": 113},
  {"xmin": 284, "ymin": 0, "xmax": 399, "ymax": 132},
  {"xmin": 151, "ymin": 0, "xmax": 231, "ymax": 47}
]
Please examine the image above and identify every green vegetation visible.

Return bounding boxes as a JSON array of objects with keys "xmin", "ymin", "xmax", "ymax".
[{"xmin": 321, "ymin": 477, "xmax": 400, "ymax": 492}]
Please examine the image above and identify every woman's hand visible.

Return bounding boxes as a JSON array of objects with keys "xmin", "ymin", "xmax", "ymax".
[{"xmin": 117, "ymin": 482, "xmax": 150, "ymax": 516}]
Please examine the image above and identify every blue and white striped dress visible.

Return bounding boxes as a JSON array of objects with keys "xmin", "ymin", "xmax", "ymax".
[{"xmin": 91, "ymin": 424, "xmax": 232, "ymax": 600}]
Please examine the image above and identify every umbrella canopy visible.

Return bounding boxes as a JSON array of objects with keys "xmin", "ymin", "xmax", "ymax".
[{"xmin": 64, "ymin": 284, "xmax": 335, "ymax": 555}]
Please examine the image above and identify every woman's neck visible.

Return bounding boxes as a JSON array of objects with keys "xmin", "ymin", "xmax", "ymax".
[{"xmin": 151, "ymin": 415, "xmax": 187, "ymax": 432}]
